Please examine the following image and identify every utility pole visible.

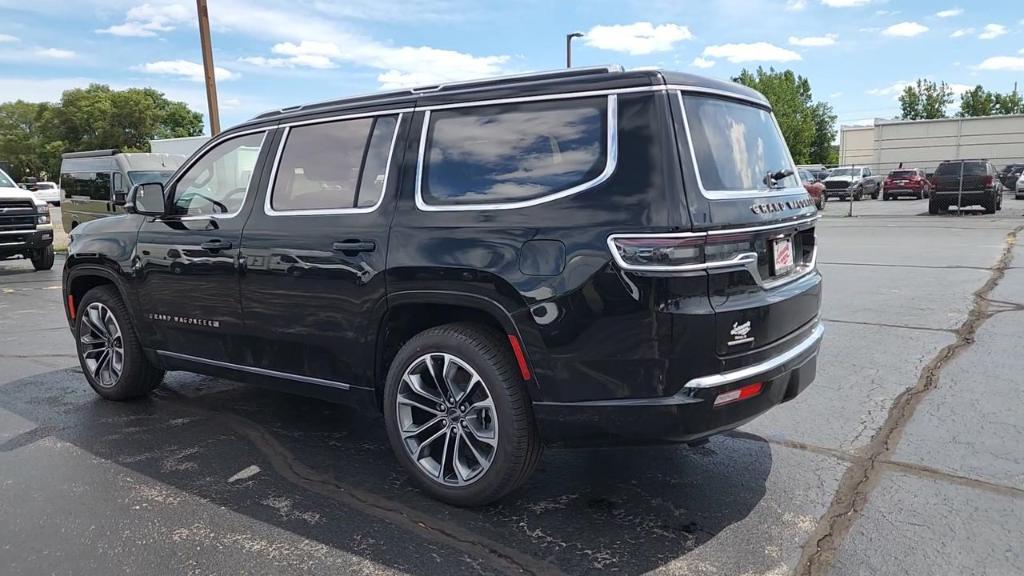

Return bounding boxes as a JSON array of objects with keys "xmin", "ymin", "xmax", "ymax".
[
  {"xmin": 197, "ymin": 0, "xmax": 221, "ymax": 136},
  {"xmin": 566, "ymin": 32, "xmax": 583, "ymax": 68}
]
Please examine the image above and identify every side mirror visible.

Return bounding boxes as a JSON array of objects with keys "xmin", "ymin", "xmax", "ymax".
[
  {"xmin": 126, "ymin": 183, "xmax": 166, "ymax": 216},
  {"xmin": 113, "ymin": 190, "xmax": 128, "ymax": 206}
]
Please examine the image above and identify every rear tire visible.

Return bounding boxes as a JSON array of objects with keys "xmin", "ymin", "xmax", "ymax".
[
  {"xmin": 31, "ymin": 245, "xmax": 54, "ymax": 271},
  {"xmin": 983, "ymin": 195, "xmax": 996, "ymax": 214},
  {"xmin": 928, "ymin": 199, "xmax": 940, "ymax": 215},
  {"xmin": 883, "ymin": 193, "xmax": 890, "ymax": 201},
  {"xmin": 75, "ymin": 286, "xmax": 164, "ymax": 401},
  {"xmin": 383, "ymin": 323, "xmax": 541, "ymax": 506}
]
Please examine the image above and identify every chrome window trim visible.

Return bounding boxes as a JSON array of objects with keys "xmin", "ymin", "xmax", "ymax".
[
  {"xmin": 684, "ymin": 322, "xmax": 824, "ymax": 389},
  {"xmin": 173, "ymin": 131, "xmax": 269, "ymax": 222},
  {"xmin": 415, "ymin": 94, "xmax": 618, "ymax": 212},
  {"xmin": 264, "ymin": 112, "xmax": 404, "ymax": 217},
  {"xmin": 676, "ymin": 91, "xmax": 802, "ymax": 201},
  {"xmin": 157, "ymin": 350, "xmax": 362, "ymax": 391}
]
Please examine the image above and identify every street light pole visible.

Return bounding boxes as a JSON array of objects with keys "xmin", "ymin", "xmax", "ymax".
[
  {"xmin": 196, "ymin": 0, "xmax": 221, "ymax": 136},
  {"xmin": 566, "ymin": 32, "xmax": 583, "ymax": 68}
]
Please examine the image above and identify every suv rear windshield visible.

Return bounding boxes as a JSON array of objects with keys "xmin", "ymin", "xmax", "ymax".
[
  {"xmin": 936, "ymin": 162, "xmax": 987, "ymax": 176},
  {"xmin": 890, "ymin": 170, "xmax": 917, "ymax": 178},
  {"xmin": 681, "ymin": 93, "xmax": 798, "ymax": 193}
]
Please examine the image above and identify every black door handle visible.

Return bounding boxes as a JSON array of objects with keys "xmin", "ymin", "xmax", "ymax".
[
  {"xmin": 200, "ymin": 240, "xmax": 232, "ymax": 251},
  {"xmin": 332, "ymin": 240, "xmax": 376, "ymax": 253}
]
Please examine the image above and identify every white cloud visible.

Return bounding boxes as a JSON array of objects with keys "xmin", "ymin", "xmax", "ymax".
[
  {"xmin": 139, "ymin": 60, "xmax": 238, "ymax": 82},
  {"xmin": 875, "ymin": 10, "xmax": 899, "ymax": 16},
  {"xmin": 882, "ymin": 22, "xmax": 929, "ymax": 37},
  {"xmin": 786, "ymin": 0, "xmax": 808, "ymax": 10},
  {"xmin": 950, "ymin": 28, "xmax": 974, "ymax": 38},
  {"xmin": 977, "ymin": 56, "xmax": 1024, "ymax": 71},
  {"xmin": 35, "ymin": 47, "xmax": 75, "ymax": 59},
  {"xmin": 978, "ymin": 24, "xmax": 1006, "ymax": 40},
  {"xmin": 789, "ymin": 34, "xmax": 838, "ymax": 47},
  {"xmin": 868, "ymin": 80, "xmax": 913, "ymax": 97},
  {"xmin": 690, "ymin": 57, "xmax": 715, "ymax": 69},
  {"xmin": 829, "ymin": 91, "xmax": 844, "ymax": 98},
  {"xmin": 948, "ymin": 83, "xmax": 973, "ymax": 97},
  {"xmin": 821, "ymin": 0, "xmax": 872, "ymax": 7},
  {"xmin": 702, "ymin": 42, "xmax": 801, "ymax": 63},
  {"xmin": 935, "ymin": 8, "xmax": 963, "ymax": 18},
  {"xmin": 583, "ymin": 22, "xmax": 692, "ymax": 55},
  {"xmin": 0, "ymin": 33, "xmax": 18, "ymax": 43},
  {"xmin": 96, "ymin": 3, "xmax": 194, "ymax": 37}
]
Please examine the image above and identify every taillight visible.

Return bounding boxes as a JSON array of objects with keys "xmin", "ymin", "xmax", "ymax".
[
  {"xmin": 984, "ymin": 175, "xmax": 994, "ymax": 189},
  {"xmin": 714, "ymin": 382, "xmax": 763, "ymax": 407},
  {"xmin": 608, "ymin": 233, "xmax": 756, "ymax": 272},
  {"xmin": 930, "ymin": 177, "xmax": 939, "ymax": 187}
]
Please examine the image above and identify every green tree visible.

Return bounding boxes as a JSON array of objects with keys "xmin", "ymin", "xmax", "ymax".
[
  {"xmin": 958, "ymin": 85, "xmax": 995, "ymax": 117},
  {"xmin": 0, "ymin": 85, "xmax": 203, "ymax": 180},
  {"xmin": 899, "ymin": 79, "xmax": 953, "ymax": 120},
  {"xmin": 808, "ymin": 101, "xmax": 838, "ymax": 165},
  {"xmin": 733, "ymin": 67, "xmax": 834, "ymax": 165}
]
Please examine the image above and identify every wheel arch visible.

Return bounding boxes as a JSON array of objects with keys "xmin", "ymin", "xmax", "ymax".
[
  {"xmin": 64, "ymin": 264, "xmax": 136, "ymax": 329},
  {"xmin": 375, "ymin": 291, "xmax": 539, "ymax": 407}
]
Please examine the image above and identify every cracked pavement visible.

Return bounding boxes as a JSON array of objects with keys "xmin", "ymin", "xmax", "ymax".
[{"xmin": 1, "ymin": 197, "xmax": 1023, "ymax": 575}]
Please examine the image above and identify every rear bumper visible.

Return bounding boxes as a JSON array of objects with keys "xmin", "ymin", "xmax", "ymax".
[
  {"xmin": 0, "ymin": 228, "xmax": 53, "ymax": 258},
  {"xmin": 932, "ymin": 191, "xmax": 993, "ymax": 204},
  {"xmin": 534, "ymin": 323, "xmax": 823, "ymax": 446}
]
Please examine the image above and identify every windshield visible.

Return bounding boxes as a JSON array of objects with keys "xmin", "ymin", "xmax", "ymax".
[
  {"xmin": 128, "ymin": 171, "xmax": 175, "ymax": 186},
  {"xmin": 890, "ymin": 170, "xmax": 916, "ymax": 179},
  {"xmin": 0, "ymin": 170, "xmax": 15, "ymax": 188},
  {"xmin": 935, "ymin": 162, "xmax": 986, "ymax": 176},
  {"xmin": 799, "ymin": 170, "xmax": 814, "ymax": 182},
  {"xmin": 682, "ymin": 94, "xmax": 799, "ymax": 192},
  {"xmin": 829, "ymin": 168, "xmax": 858, "ymax": 177}
]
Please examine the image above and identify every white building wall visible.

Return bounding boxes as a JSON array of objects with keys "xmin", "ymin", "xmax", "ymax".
[{"xmin": 840, "ymin": 114, "xmax": 1024, "ymax": 173}]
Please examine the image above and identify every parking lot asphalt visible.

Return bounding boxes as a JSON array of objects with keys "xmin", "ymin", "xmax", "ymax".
[{"xmin": 1, "ymin": 197, "xmax": 1022, "ymax": 575}]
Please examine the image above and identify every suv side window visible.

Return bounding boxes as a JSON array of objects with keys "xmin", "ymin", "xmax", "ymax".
[
  {"xmin": 269, "ymin": 115, "xmax": 399, "ymax": 212},
  {"xmin": 420, "ymin": 96, "xmax": 609, "ymax": 207},
  {"xmin": 173, "ymin": 132, "xmax": 265, "ymax": 217}
]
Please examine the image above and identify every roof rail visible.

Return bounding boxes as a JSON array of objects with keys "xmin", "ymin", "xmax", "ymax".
[
  {"xmin": 408, "ymin": 65, "xmax": 623, "ymax": 94},
  {"xmin": 251, "ymin": 65, "xmax": 624, "ymax": 120},
  {"xmin": 61, "ymin": 149, "xmax": 120, "ymax": 159}
]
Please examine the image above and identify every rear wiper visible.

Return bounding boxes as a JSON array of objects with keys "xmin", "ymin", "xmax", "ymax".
[{"xmin": 763, "ymin": 168, "xmax": 794, "ymax": 189}]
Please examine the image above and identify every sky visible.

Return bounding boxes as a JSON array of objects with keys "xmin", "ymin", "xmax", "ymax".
[{"xmin": 1, "ymin": 0, "xmax": 1022, "ymax": 134}]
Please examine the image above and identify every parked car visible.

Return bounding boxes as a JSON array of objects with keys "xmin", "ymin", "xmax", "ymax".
[
  {"xmin": 799, "ymin": 169, "xmax": 825, "ymax": 209},
  {"xmin": 0, "ymin": 168, "xmax": 55, "ymax": 270},
  {"xmin": 1015, "ymin": 173, "xmax": 1024, "ymax": 200},
  {"xmin": 21, "ymin": 181, "xmax": 62, "ymax": 205},
  {"xmin": 59, "ymin": 150, "xmax": 185, "ymax": 232},
  {"xmin": 882, "ymin": 169, "xmax": 930, "ymax": 200},
  {"xmin": 998, "ymin": 163, "xmax": 1024, "ymax": 189},
  {"xmin": 822, "ymin": 166, "xmax": 882, "ymax": 200},
  {"xmin": 929, "ymin": 160, "xmax": 1003, "ymax": 214},
  {"xmin": 62, "ymin": 67, "xmax": 823, "ymax": 506}
]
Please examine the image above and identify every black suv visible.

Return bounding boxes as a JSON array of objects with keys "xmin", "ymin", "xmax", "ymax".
[
  {"xmin": 929, "ymin": 160, "xmax": 1003, "ymax": 214},
  {"xmin": 62, "ymin": 67, "xmax": 823, "ymax": 506}
]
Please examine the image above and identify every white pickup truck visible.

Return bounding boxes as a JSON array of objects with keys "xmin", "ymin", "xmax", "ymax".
[{"xmin": 822, "ymin": 166, "xmax": 884, "ymax": 201}]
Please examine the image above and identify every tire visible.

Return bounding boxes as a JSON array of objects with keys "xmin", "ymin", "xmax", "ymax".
[
  {"xmin": 883, "ymin": 193, "xmax": 890, "ymax": 201},
  {"xmin": 75, "ymin": 285, "xmax": 164, "ymax": 401},
  {"xmin": 928, "ymin": 199, "xmax": 939, "ymax": 215},
  {"xmin": 31, "ymin": 245, "xmax": 54, "ymax": 271},
  {"xmin": 383, "ymin": 323, "xmax": 541, "ymax": 506},
  {"xmin": 854, "ymin": 189, "xmax": 863, "ymax": 201},
  {"xmin": 982, "ymin": 195, "xmax": 996, "ymax": 214},
  {"xmin": 871, "ymin": 189, "xmax": 879, "ymax": 200}
]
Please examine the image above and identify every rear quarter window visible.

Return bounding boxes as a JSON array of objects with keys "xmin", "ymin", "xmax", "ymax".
[{"xmin": 420, "ymin": 96, "xmax": 611, "ymax": 208}]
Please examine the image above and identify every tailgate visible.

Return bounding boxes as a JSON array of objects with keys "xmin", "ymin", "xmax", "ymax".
[
  {"xmin": 670, "ymin": 90, "xmax": 822, "ymax": 358},
  {"xmin": 706, "ymin": 217, "xmax": 820, "ymax": 355}
]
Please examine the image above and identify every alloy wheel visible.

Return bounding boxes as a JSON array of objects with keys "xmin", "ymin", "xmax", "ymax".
[
  {"xmin": 396, "ymin": 352, "xmax": 498, "ymax": 486},
  {"xmin": 79, "ymin": 302, "xmax": 125, "ymax": 388}
]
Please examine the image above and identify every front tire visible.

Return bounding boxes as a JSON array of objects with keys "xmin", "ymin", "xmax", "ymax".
[
  {"xmin": 31, "ymin": 245, "xmax": 54, "ymax": 271},
  {"xmin": 383, "ymin": 323, "xmax": 541, "ymax": 506},
  {"xmin": 75, "ymin": 286, "xmax": 164, "ymax": 400}
]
